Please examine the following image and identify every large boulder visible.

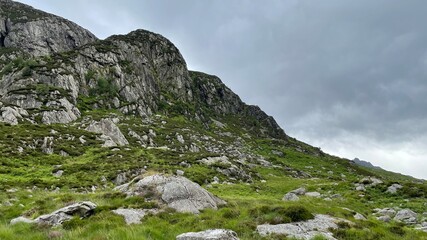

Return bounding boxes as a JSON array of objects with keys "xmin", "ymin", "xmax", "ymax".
[
  {"xmin": 257, "ymin": 214, "xmax": 352, "ymax": 240},
  {"xmin": 114, "ymin": 174, "xmax": 226, "ymax": 214},
  {"xmin": 85, "ymin": 118, "xmax": 129, "ymax": 147},
  {"xmin": 10, "ymin": 201, "xmax": 96, "ymax": 226},
  {"xmin": 176, "ymin": 229, "xmax": 239, "ymax": 240},
  {"xmin": 394, "ymin": 209, "xmax": 418, "ymax": 225},
  {"xmin": 386, "ymin": 184, "xmax": 403, "ymax": 194}
]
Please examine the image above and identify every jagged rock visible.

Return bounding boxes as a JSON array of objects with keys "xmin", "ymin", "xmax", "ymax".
[
  {"xmin": 41, "ymin": 99, "xmax": 81, "ymax": 124},
  {"xmin": 282, "ymin": 192, "xmax": 299, "ymax": 201},
  {"xmin": 176, "ymin": 229, "xmax": 239, "ymax": 240},
  {"xmin": 394, "ymin": 209, "xmax": 418, "ymax": 225},
  {"xmin": 41, "ymin": 136, "xmax": 54, "ymax": 154},
  {"xmin": 176, "ymin": 134, "xmax": 185, "ymax": 144},
  {"xmin": 257, "ymin": 214, "xmax": 352, "ymax": 240},
  {"xmin": 0, "ymin": 106, "xmax": 28, "ymax": 125},
  {"xmin": 386, "ymin": 184, "xmax": 403, "ymax": 194},
  {"xmin": 114, "ymin": 174, "xmax": 226, "ymax": 214},
  {"xmin": 10, "ymin": 201, "xmax": 96, "ymax": 226},
  {"xmin": 112, "ymin": 208, "xmax": 159, "ymax": 224},
  {"xmin": 0, "ymin": 0, "xmax": 97, "ymax": 57},
  {"xmin": 85, "ymin": 119, "xmax": 129, "ymax": 147}
]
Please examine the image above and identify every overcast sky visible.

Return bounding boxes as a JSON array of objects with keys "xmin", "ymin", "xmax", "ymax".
[{"xmin": 17, "ymin": 0, "xmax": 427, "ymax": 179}]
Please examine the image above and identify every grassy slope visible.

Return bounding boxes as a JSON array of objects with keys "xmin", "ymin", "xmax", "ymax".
[{"xmin": 0, "ymin": 111, "xmax": 426, "ymax": 240}]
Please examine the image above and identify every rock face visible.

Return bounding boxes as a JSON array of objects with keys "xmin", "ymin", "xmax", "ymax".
[
  {"xmin": 115, "ymin": 174, "xmax": 226, "ymax": 214},
  {"xmin": 0, "ymin": 0, "xmax": 97, "ymax": 57},
  {"xmin": 176, "ymin": 229, "xmax": 239, "ymax": 240},
  {"xmin": 112, "ymin": 208, "xmax": 159, "ymax": 225},
  {"xmin": 10, "ymin": 201, "xmax": 96, "ymax": 226},
  {"xmin": 85, "ymin": 118, "xmax": 129, "ymax": 147},
  {"xmin": 0, "ymin": 1, "xmax": 287, "ymax": 141},
  {"xmin": 257, "ymin": 214, "xmax": 352, "ymax": 240}
]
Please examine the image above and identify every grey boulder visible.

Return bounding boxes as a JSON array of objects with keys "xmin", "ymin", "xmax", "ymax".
[
  {"xmin": 394, "ymin": 209, "xmax": 418, "ymax": 225},
  {"xmin": 85, "ymin": 118, "xmax": 129, "ymax": 147},
  {"xmin": 112, "ymin": 208, "xmax": 159, "ymax": 224},
  {"xmin": 176, "ymin": 229, "xmax": 239, "ymax": 240},
  {"xmin": 10, "ymin": 201, "xmax": 96, "ymax": 226},
  {"xmin": 115, "ymin": 174, "xmax": 226, "ymax": 214}
]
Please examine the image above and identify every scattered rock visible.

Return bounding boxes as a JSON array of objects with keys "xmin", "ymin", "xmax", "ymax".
[
  {"xmin": 394, "ymin": 209, "xmax": 418, "ymax": 225},
  {"xmin": 52, "ymin": 170, "xmax": 63, "ymax": 178},
  {"xmin": 176, "ymin": 229, "xmax": 239, "ymax": 240},
  {"xmin": 386, "ymin": 184, "xmax": 403, "ymax": 194},
  {"xmin": 377, "ymin": 215, "xmax": 392, "ymax": 222},
  {"xmin": 112, "ymin": 208, "xmax": 159, "ymax": 224},
  {"xmin": 257, "ymin": 214, "xmax": 352, "ymax": 240},
  {"xmin": 271, "ymin": 150, "xmax": 284, "ymax": 157},
  {"xmin": 86, "ymin": 119, "xmax": 129, "ymax": 147},
  {"xmin": 305, "ymin": 192, "xmax": 321, "ymax": 198},
  {"xmin": 354, "ymin": 213, "xmax": 366, "ymax": 220},
  {"xmin": 10, "ymin": 201, "xmax": 97, "ymax": 226},
  {"xmin": 282, "ymin": 192, "xmax": 299, "ymax": 201},
  {"xmin": 290, "ymin": 187, "xmax": 306, "ymax": 196},
  {"xmin": 115, "ymin": 174, "xmax": 226, "ymax": 214}
]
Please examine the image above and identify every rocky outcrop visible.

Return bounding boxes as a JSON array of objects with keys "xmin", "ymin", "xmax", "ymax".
[
  {"xmin": 257, "ymin": 214, "xmax": 352, "ymax": 240},
  {"xmin": 176, "ymin": 229, "xmax": 239, "ymax": 240},
  {"xmin": 394, "ymin": 209, "xmax": 418, "ymax": 225},
  {"xmin": 85, "ymin": 118, "xmax": 129, "ymax": 147},
  {"xmin": 112, "ymin": 208, "xmax": 159, "ymax": 225},
  {"xmin": 0, "ymin": 105, "xmax": 28, "ymax": 125},
  {"xmin": 0, "ymin": 0, "xmax": 97, "ymax": 57},
  {"xmin": 114, "ymin": 174, "xmax": 226, "ymax": 214},
  {"xmin": 386, "ymin": 183, "xmax": 403, "ymax": 194},
  {"xmin": 10, "ymin": 201, "xmax": 96, "ymax": 226}
]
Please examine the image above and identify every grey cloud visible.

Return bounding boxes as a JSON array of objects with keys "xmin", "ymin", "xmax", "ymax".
[{"xmin": 16, "ymin": 0, "xmax": 427, "ymax": 178}]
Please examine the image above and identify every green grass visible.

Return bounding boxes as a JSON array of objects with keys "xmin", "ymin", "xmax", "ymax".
[{"xmin": 0, "ymin": 112, "xmax": 425, "ymax": 239}]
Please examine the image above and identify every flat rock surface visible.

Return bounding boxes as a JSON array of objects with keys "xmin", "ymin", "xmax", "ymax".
[
  {"xmin": 257, "ymin": 214, "xmax": 352, "ymax": 240},
  {"xmin": 176, "ymin": 229, "xmax": 239, "ymax": 240}
]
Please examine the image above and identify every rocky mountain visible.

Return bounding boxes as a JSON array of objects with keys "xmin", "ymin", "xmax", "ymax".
[
  {"xmin": 352, "ymin": 158, "xmax": 381, "ymax": 169},
  {"xmin": 0, "ymin": 1, "xmax": 426, "ymax": 240}
]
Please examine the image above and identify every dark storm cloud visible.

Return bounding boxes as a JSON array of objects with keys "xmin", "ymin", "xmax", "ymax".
[{"xmin": 17, "ymin": 0, "xmax": 427, "ymax": 178}]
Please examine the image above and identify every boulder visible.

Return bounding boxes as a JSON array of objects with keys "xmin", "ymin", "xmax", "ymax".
[
  {"xmin": 10, "ymin": 201, "xmax": 96, "ymax": 226},
  {"xmin": 257, "ymin": 214, "xmax": 352, "ymax": 240},
  {"xmin": 112, "ymin": 208, "xmax": 159, "ymax": 224},
  {"xmin": 290, "ymin": 187, "xmax": 307, "ymax": 196},
  {"xmin": 176, "ymin": 229, "xmax": 239, "ymax": 240},
  {"xmin": 375, "ymin": 208, "xmax": 396, "ymax": 217},
  {"xmin": 114, "ymin": 174, "xmax": 226, "ymax": 214},
  {"xmin": 394, "ymin": 209, "xmax": 418, "ymax": 225},
  {"xmin": 377, "ymin": 215, "xmax": 392, "ymax": 222},
  {"xmin": 86, "ymin": 119, "xmax": 129, "ymax": 147},
  {"xmin": 354, "ymin": 213, "xmax": 366, "ymax": 220},
  {"xmin": 282, "ymin": 192, "xmax": 299, "ymax": 201},
  {"xmin": 305, "ymin": 192, "xmax": 321, "ymax": 198},
  {"xmin": 386, "ymin": 184, "xmax": 403, "ymax": 194}
]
